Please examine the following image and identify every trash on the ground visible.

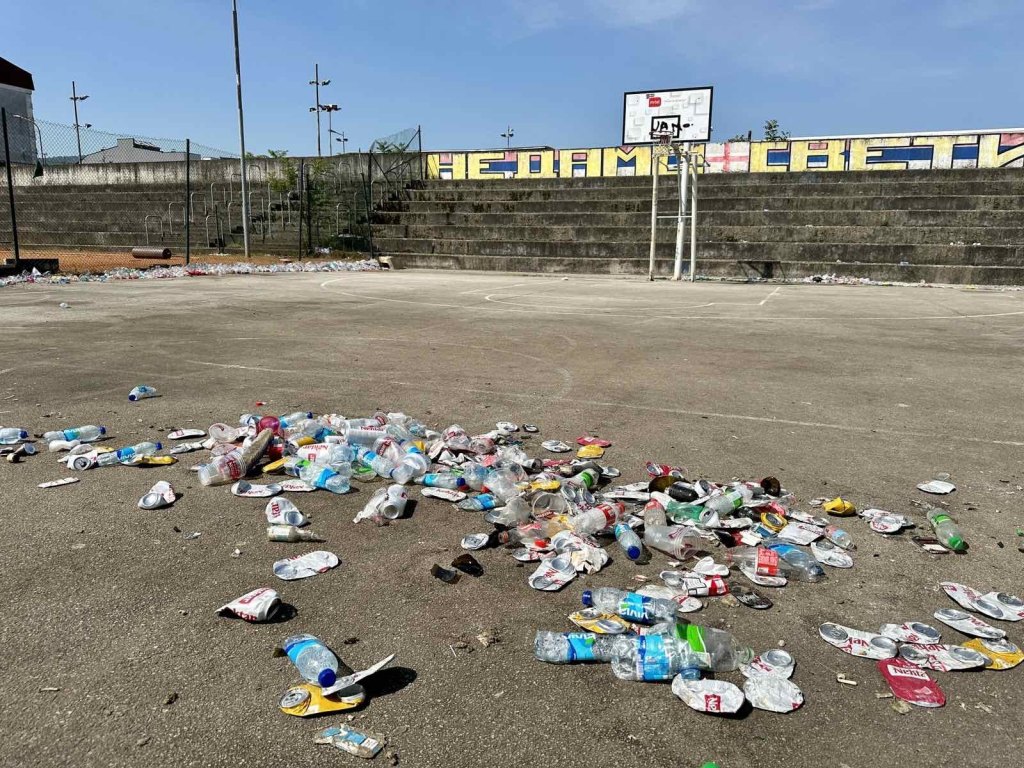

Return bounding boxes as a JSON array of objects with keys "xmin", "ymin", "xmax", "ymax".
[
  {"xmin": 460, "ymin": 533, "xmax": 492, "ymax": 550},
  {"xmin": 128, "ymin": 385, "xmax": 159, "ymax": 402},
  {"xmin": 898, "ymin": 643, "xmax": 988, "ymax": 671},
  {"xmin": 266, "ymin": 497, "xmax": 306, "ymax": 527},
  {"xmin": 217, "ymin": 587, "xmax": 281, "ymax": 622},
  {"xmin": 279, "ymin": 479, "xmax": 316, "ymax": 493},
  {"xmin": 877, "ymin": 658, "xmax": 945, "ymax": 707},
  {"xmin": 912, "ymin": 536, "xmax": 950, "ymax": 554},
  {"xmin": 167, "ymin": 428, "xmax": 206, "ymax": 440},
  {"xmin": 576, "ymin": 444, "xmax": 605, "ymax": 459},
  {"xmin": 528, "ymin": 555, "xmax": 576, "ymax": 591},
  {"xmin": 730, "ymin": 584, "xmax": 773, "ymax": 609},
  {"xmin": 836, "ymin": 673, "xmax": 858, "ymax": 686},
  {"xmin": 810, "ymin": 539, "xmax": 854, "ymax": 568},
  {"xmin": 138, "ymin": 480, "xmax": 176, "ymax": 510},
  {"xmin": 279, "ymin": 684, "xmax": 365, "ymax": 717},
  {"xmin": 568, "ymin": 608, "xmax": 633, "ymax": 634},
  {"xmin": 941, "ymin": 582, "xmax": 1020, "ymax": 621},
  {"xmin": 880, "ymin": 622, "xmax": 941, "ymax": 644},
  {"xmin": 451, "ymin": 553, "xmax": 483, "ymax": 577},
  {"xmin": 315, "ymin": 725, "xmax": 386, "ymax": 758},
  {"xmin": 232, "ymin": 480, "xmax": 282, "ymax": 498},
  {"xmin": 577, "ymin": 437, "xmax": 612, "ymax": 447},
  {"xmin": 421, "ymin": 487, "xmax": 466, "ymax": 502},
  {"xmin": 819, "ymin": 623, "xmax": 898, "ymax": 659},
  {"xmin": 0, "ymin": 427, "xmax": 30, "ymax": 444},
  {"xmin": 273, "ymin": 550, "xmax": 338, "ymax": 580},
  {"xmin": 672, "ymin": 677, "xmax": 744, "ymax": 714},
  {"xmin": 5, "ymin": 443, "xmax": 36, "ymax": 462},
  {"xmin": 38, "ymin": 477, "xmax": 79, "ymax": 488},
  {"xmin": 926, "ymin": 507, "xmax": 968, "ymax": 552},
  {"xmin": 541, "ymin": 440, "xmax": 572, "ymax": 453},
  {"xmin": 741, "ymin": 649, "xmax": 795, "ymax": 679},
  {"xmin": 321, "ymin": 653, "xmax": 396, "ymax": 696},
  {"xmin": 169, "ymin": 441, "xmax": 206, "ymax": 455},
  {"xmin": 47, "ymin": 439, "xmax": 81, "ymax": 452},
  {"xmin": 932, "ymin": 608, "xmax": 1005, "ymax": 639},
  {"xmin": 917, "ymin": 479, "xmax": 956, "ymax": 495},
  {"xmin": 743, "ymin": 675, "xmax": 804, "ymax": 713},
  {"xmin": 431, "ymin": 563, "xmax": 461, "ymax": 584},
  {"xmin": 963, "ymin": 638, "xmax": 1024, "ymax": 670},
  {"xmin": 267, "ymin": 524, "xmax": 324, "ymax": 542},
  {"xmin": 823, "ymin": 497, "xmax": 856, "ymax": 516}
]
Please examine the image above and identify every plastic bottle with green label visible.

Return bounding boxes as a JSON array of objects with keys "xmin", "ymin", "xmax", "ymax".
[{"xmin": 926, "ymin": 508, "xmax": 967, "ymax": 552}]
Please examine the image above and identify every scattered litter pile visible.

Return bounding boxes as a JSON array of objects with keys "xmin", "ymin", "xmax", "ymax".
[
  {"xmin": 0, "ymin": 259, "xmax": 379, "ymax": 289},
  {"xmin": 3, "ymin": 392, "xmax": 1022, "ymax": 749}
]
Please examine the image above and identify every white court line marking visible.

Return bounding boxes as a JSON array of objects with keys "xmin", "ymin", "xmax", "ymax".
[
  {"xmin": 319, "ymin": 279, "xmax": 1024, "ymax": 322},
  {"xmin": 760, "ymin": 286, "xmax": 782, "ymax": 306}
]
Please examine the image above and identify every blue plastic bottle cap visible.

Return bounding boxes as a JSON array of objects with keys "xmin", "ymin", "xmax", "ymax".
[
  {"xmin": 318, "ymin": 668, "xmax": 336, "ymax": 688},
  {"xmin": 581, "ymin": 590, "xmax": 594, "ymax": 607},
  {"xmin": 18, "ymin": 430, "xmax": 28, "ymax": 439},
  {"xmin": 627, "ymin": 546, "xmax": 641, "ymax": 560},
  {"xmin": 99, "ymin": 426, "xmax": 107, "ymax": 434},
  {"xmin": 154, "ymin": 442, "xmax": 162, "ymax": 450}
]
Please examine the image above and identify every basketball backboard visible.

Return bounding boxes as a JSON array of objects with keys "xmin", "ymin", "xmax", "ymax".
[{"xmin": 622, "ymin": 86, "xmax": 713, "ymax": 145}]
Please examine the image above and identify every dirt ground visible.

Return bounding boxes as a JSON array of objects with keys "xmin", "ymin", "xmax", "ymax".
[{"xmin": 0, "ymin": 270, "xmax": 1022, "ymax": 768}]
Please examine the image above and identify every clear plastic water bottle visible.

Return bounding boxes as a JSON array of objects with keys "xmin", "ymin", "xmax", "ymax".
[
  {"xmin": 283, "ymin": 634, "xmax": 339, "ymax": 688},
  {"xmin": 643, "ymin": 497, "xmax": 668, "ymax": 527},
  {"xmin": 299, "ymin": 462, "xmax": 351, "ymax": 494},
  {"xmin": 484, "ymin": 468, "xmax": 523, "ymax": 501},
  {"xmin": 42, "ymin": 425, "xmax": 106, "ymax": 443},
  {"xmin": 391, "ymin": 446, "xmax": 430, "ymax": 484},
  {"xmin": 926, "ymin": 507, "xmax": 968, "ymax": 552},
  {"xmin": 533, "ymin": 631, "xmax": 617, "ymax": 664},
  {"xmin": 643, "ymin": 525, "xmax": 705, "ymax": 560},
  {"xmin": 442, "ymin": 424, "xmax": 472, "ymax": 450},
  {"xmin": 198, "ymin": 449, "xmax": 246, "ymax": 485},
  {"xmin": 128, "ymin": 385, "xmax": 158, "ymax": 401},
  {"xmin": 766, "ymin": 543, "xmax": 826, "ymax": 582},
  {"xmin": 356, "ymin": 446, "xmax": 396, "ymax": 479},
  {"xmin": 97, "ymin": 441, "xmax": 162, "ymax": 466},
  {"xmin": 581, "ymin": 587, "xmax": 677, "ymax": 624},
  {"xmin": 344, "ymin": 426, "xmax": 389, "ymax": 446},
  {"xmin": 566, "ymin": 467, "xmax": 600, "ymax": 490},
  {"xmin": 613, "ymin": 522, "xmax": 643, "ymax": 560},
  {"xmin": 0, "ymin": 427, "xmax": 29, "ymax": 444},
  {"xmin": 415, "ymin": 472, "xmax": 467, "ymax": 490},
  {"xmin": 278, "ymin": 411, "xmax": 313, "ymax": 428},
  {"xmin": 725, "ymin": 546, "xmax": 824, "ymax": 582},
  {"xmin": 267, "ymin": 525, "xmax": 324, "ymax": 542},
  {"xmin": 609, "ymin": 635, "xmax": 702, "ymax": 681},
  {"xmin": 569, "ymin": 501, "xmax": 624, "ymax": 535},
  {"xmin": 825, "ymin": 524, "xmax": 855, "ymax": 550},
  {"xmin": 456, "ymin": 493, "xmax": 499, "ymax": 511},
  {"xmin": 461, "ymin": 463, "xmax": 489, "ymax": 491},
  {"xmin": 703, "ymin": 485, "xmax": 752, "ymax": 516}
]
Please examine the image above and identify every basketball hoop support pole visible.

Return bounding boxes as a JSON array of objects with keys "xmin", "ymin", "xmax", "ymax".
[
  {"xmin": 690, "ymin": 157, "xmax": 698, "ymax": 282},
  {"xmin": 672, "ymin": 141, "xmax": 691, "ymax": 281},
  {"xmin": 648, "ymin": 153, "xmax": 659, "ymax": 281}
]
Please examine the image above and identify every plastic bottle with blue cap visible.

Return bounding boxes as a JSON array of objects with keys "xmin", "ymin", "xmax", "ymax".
[
  {"xmin": 283, "ymin": 634, "xmax": 339, "ymax": 688},
  {"xmin": 42, "ymin": 425, "xmax": 106, "ymax": 443},
  {"xmin": 0, "ymin": 427, "xmax": 29, "ymax": 445}
]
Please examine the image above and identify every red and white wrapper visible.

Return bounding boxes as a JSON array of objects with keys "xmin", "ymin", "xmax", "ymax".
[
  {"xmin": 218, "ymin": 587, "xmax": 281, "ymax": 622},
  {"xmin": 778, "ymin": 522, "xmax": 824, "ymax": 546},
  {"xmin": 819, "ymin": 623, "xmax": 898, "ymax": 659},
  {"xmin": 527, "ymin": 555, "xmax": 576, "ymax": 591},
  {"xmin": 273, "ymin": 550, "xmax": 339, "ymax": 581},
  {"xmin": 740, "ymin": 565, "xmax": 787, "ymax": 588},
  {"xmin": 878, "ymin": 657, "xmax": 945, "ymax": 707},
  {"xmin": 741, "ymin": 649, "xmax": 795, "ymax": 679},
  {"xmin": 941, "ymin": 582, "xmax": 1014, "ymax": 621},
  {"xmin": 932, "ymin": 608, "xmax": 1005, "ymax": 639}
]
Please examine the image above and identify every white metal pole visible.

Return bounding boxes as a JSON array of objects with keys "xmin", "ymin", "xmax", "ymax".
[
  {"xmin": 689, "ymin": 158, "xmax": 698, "ymax": 282},
  {"xmin": 648, "ymin": 152, "xmax": 660, "ymax": 280},
  {"xmin": 672, "ymin": 142, "xmax": 691, "ymax": 280},
  {"xmin": 232, "ymin": 0, "xmax": 251, "ymax": 259}
]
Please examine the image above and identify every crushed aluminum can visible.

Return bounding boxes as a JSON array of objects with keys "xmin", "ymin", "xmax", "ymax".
[
  {"xmin": 138, "ymin": 480, "xmax": 176, "ymax": 510},
  {"xmin": 941, "ymin": 582, "xmax": 1010, "ymax": 621},
  {"xmin": 460, "ymin": 533, "xmax": 492, "ymax": 550},
  {"xmin": 568, "ymin": 608, "xmax": 632, "ymax": 634},
  {"xmin": 38, "ymin": 477, "xmax": 79, "ymax": 488},
  {"xmin": 168, "ymin": 441, "xmax": 206, "ymax": 455},
  {"xmin": 870, "ymin": 514, "xmax": 911, "ymax": 534},
  {"xmin": 880, "ymin": 622, "xmax": 941, "ymax": 644},
  {"xmin": 917, "ymin": 479, "xmax": 956, "ymax": 495},
  {"xmin": 932, "ymin": 608, "xmax": 1005, "ymax": 639},
  {"xmin": 983, "ymin": 591, "xmax": 1024, "ymax": 621},
  {"xmin": 659, "ymin": 571, "xmax": 728, "ymax": 597},
  {"xmin": 810, "ymin": 539, "xmax": 854, "ymax": 568},
  {"xmin": 217, "ymin": 587, "xmax": 281, "ymax": 622},
  {"xmin": 266, "ymin": 497, "xmax": 306, "ymax": 527},
  {"xmin": 898, "ymin": 643, "xmax": 987, "ymax": 672},
  {"xmin": 272, "ymin": 550, "xmax": 338, "ymax": 581},
  {"xmin": 496, "ymin": 421, "xmax": 519, "ymax": 432},
  {"xmin": 421, "ymin": 487, "xmax": 467, "ymax": 502},
  {"xmin": 877, "ymin": 657, "xmax": 945, "ymax": 708},
  {"xmin": 541, "ymin": 440, "xmax": 572, "ymax": 453},
  {"xmin": 279, "ymin": 683, "xmax": 365, "ymax": 717},
  {"xmin": 232, "ymin": 480, "xmax": 282, "ymax": 498},
  {"xmin": 819, "ymin": 623, "xmax": 898, "ymax": 659},
  {"xmin": 963, "ymin": 638, "xmax": 1024, "ymax": 670},
  {"xmin": 741, "ymin": 649, "xmax": 795, "ymax": 679},
  {"xmin": 743, "ymin": 675, "xmax": 804, "ymax": 713},
  {"xmin": 167, "ymin": 428, "xmax": 206, "ymax": 440},
  {"xmin": 528, "ymin": 554, "xmax": 576, "ymax": 591},
  {"xmin": 671, "ymin": 678, "xmax": 744, "ymax": 715}
]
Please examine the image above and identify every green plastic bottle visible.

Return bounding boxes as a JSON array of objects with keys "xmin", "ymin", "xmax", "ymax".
[{"xmin": 926, "ymin": 508, "xmax": 967, "ymax": 552}]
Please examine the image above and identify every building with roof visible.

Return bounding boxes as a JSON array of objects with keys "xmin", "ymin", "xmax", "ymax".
[
  {"xmin": 0, "ymin": 56, "xmax": 37, "ymax": 165},
  {"xmin": 81, "ymin": 137, "xmax": 200, "ymax": 164}
]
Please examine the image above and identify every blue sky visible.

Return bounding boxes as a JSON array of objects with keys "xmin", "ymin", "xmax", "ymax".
[{"xmin": 4, "ymin": 0, "xmax": 1021, "ymax": 154}]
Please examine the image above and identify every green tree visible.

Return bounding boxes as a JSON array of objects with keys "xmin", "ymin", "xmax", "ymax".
[{"xmin": 763, "ymin": 119, "xmax": 790, "ymax": 141}]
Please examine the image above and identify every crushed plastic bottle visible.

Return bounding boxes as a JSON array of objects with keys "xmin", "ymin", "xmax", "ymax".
[
  {"xmin": 533, "ymin": 630, "xmax": 616, "ymax": 664},
  {"xmin": 926, "ymin": 507, "xmax": 968, "ymax": 552},
  {"xmin": 581, "ymin": 587, "xmax": 677, "ymax": 624},
  {"xmin": 283, "ymin": 634, "xmax": 339, "ymax": 688},
  {"xmin": 97, "ymin": 441, "xmax": 162, "ymax": 467},
  {"xmin": 299, "ymin": 462, "xmax": 351, "ymax": 494},
  {"xmin": 128, "ymin": 385, "xmax": 159, "ymax": 401},
  {"xmin": 0, "ymin": 428, "xmax": 29, "ymax": 444},
  {"xmin": 42, "ymin": 425, "xmax": 106, "ymax": 443}
]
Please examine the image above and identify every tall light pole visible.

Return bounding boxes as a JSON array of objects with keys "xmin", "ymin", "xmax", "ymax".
[
  {"xmin": 322, "ymin": 104, "xmax": 340, "ymax": 156},
  {"xmin": 500, "ymin": 125, "xmax": 514, "ymax": 149},
  {"xmin": 308, "ymin": 64, "xmax": 331, "ymax": 157},
  {"xmin": 231, "ymin": 0, "xmax": 251, "ymax": 259},
  {"xmin": 330, "ymin": 130, "xmax": 348, "ymax": 153},
  {"xmin": 69, "ymin": 81, "xmax": 89, "ymax": 163}
]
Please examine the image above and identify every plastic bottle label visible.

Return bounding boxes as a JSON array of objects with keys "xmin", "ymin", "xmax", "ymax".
[
  {"xmin": 566, "ymin": 633, "xmax": 596, "ymax": 662},
  {"xmin": 931, "ymin": 513, "xmax": 952, "ymax": 526},
  {"xmin": 637, "ymin": 636, "xmax": 671, "ymax": 681},
  {"xmin": 755, "ymin": 548, "xmax": 781, "ymax": 576},
  {"xmin": 682, "ymin": 625, "xmax": 713, "ymax": 668},
  {"xmin": 475, "ymin": 494, "xmax": 498, "ymax": 510},
  {"xmin": 314, "ymin": 467, "xmax": 336, "ymax": 489},
  {"xmin": 618, "ymin": 593, "xmax": 652, "ymax": 622},
  {"xmin": 285, "ymin": 638, "xmax": 319, "ymax": 664},
  {"xmin": 64, "ymin": 428, "xmax": 80, "ymax": 440}
]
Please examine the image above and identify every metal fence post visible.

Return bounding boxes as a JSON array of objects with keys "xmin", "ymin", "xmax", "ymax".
[
  {"xmin": 1, "ymin": 108, "xmax": 21, "ymax": 269},
  {"xmin": 184, "ymin": 138, "xmax": 191, "ymax": 265},
  {"xmin": 305, "ymin": 163, "xmax": 313, "ymax": 257},
  {"xmin": 297, "ymin": 159, "xmax": 304, "ymax": 259},
  {"xmin": 417, "ymin": 125, "xmax": 423, "ymax": 180}
]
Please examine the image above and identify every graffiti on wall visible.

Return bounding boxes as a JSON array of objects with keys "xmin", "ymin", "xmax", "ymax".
[{"xmin": 426, "ymin": 131, "xmax": 1024, "ymax": 179}]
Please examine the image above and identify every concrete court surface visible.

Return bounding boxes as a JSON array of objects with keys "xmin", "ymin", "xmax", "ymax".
[{"xmin": 0, "ymin": 270, "xmax": 1022, "ymax": 768}]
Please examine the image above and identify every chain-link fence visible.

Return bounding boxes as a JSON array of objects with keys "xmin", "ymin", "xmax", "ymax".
[{"xmin": 1, "ymin": 113, "xmax": 423, "ymax": 273}]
